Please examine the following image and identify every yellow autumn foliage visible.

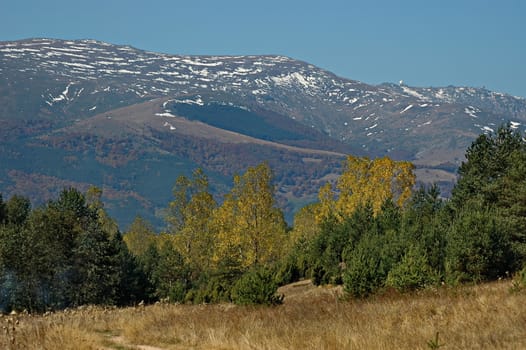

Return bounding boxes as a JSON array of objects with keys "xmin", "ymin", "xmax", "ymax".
[
  {"xmin": 212, "ymin": 163, "xmax": 287, "ymax": 270},
  {"xmin": 166, "ymin": 168, "xmax": 217, "ymax": 273},
  {"xmin": 316, "ymin": 155, "xmax": 415, "ymax": 223}
]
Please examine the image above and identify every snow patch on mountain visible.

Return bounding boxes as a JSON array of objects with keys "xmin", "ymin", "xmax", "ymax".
[
  {"xmin": 401, "ymin": 86, "xmax": 429, "ymax": 101},
  {"xmin": 401, "ymin": 104, "xmax": 414, "ymax": 114},
  {"xmin": 50, "ymin": 82, "xmax": 74, "ymax": 103},
  {"xmin": 464, "ymin": 106, "xmax": 479, "ymax": 118}
]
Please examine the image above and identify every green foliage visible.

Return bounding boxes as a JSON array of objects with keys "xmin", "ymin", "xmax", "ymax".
[
  {"xmin": 186, "ymin": 268, "xmax": 241, "ymax": 304},
  {"xmin": 4, "ymin": 130, "xmax": 526, "ymax": 311},
  {"xmin": 426, "ymin": 332, "xmax": 445, "ymax": 349},
  {"xmin": 453, "ymin": 125, "xmax": 524, "ymax": 207},
  {"xmin": 308, "ymin": 216, "xmax": 350, "ymax": 285},
  {"xmin": 445, "ymin": 202, "xmax": 513, "ymax": 283},
  {"xmin": 171, "ymin": 102, "xmax": 308, "ymax": 142},
  {"xmin": 0, "ymin": 224, "xmax": 48, "ymax": 312},
  {"xmin": 307, "ymin": 205, "xmax": 375, "ymax": 286},
  {"xmin": 402, "ymin": 185, "xmax": 448, "ymax": 278},
  {"xmin": 51, "ymin": 187, "xmax": 91, "ymax": 222},
  {"xmin": 510, "ymin": 265, "xmax": 526, "ymax": 293},
  {"xmin": 386, "ymin": 245, "xmax": 438, "ymax": 292},
  {"xmin": 0, "ymin": 194, "xmax": 6, "ymax": 225},
  {"xmin": 151, "ymin": 241, "xmax": 190, "ymax": 302},
  {"xmin": 343, "ymin": 232, "xmax": 387, "ymax": 298},
  {"xmin": 112, "ymin": 233, "xmax": 151, "ymax": 305},
  {"xmin": 71, "ymin": 221, "xmax": 121, "ymax": 306},
  {"xmin": 124, "ymin": 216, "xmax": 157, "ymax": 258},
  {"xmin": 138, "ymin": 240, "xmax": 190, "ymax": 303},
  {"xmin": 231, "ymin": 267, "xmax": 283, "ymax": 306},
  {"xmin": 452, "ymin": 124, "xmax": 526, "ymax": 263},
  {"xmin": 0, "ymin": 188, "xmax": 149, "ymax": 312},
  {"xmin": 274, "ymin": 237, "xmax": 310, "ymax": 286},
  {"xmin": 5, "ymin": 195, "xmax": 31, "ymax": 227}
]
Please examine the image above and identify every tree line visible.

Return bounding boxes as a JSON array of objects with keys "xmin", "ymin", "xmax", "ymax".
[{"xmin": 1, "ymin": 124, "xmax": 526, "ymax": 312}]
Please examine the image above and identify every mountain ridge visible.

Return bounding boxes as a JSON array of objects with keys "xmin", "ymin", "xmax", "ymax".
[{"xmin": 2, "ymin": 38, "xmax": 526, "ymax": 227}]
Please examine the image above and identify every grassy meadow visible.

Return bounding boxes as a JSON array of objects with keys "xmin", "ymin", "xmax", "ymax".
[{"xmin": 1, "ymin": 279, "xmax": 525, "ymax": 350}]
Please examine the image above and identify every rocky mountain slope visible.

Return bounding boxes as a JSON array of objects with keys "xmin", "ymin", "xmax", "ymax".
[{"xmin": 2, "ymin": 38, "xmax": 526, "ymax": 227}]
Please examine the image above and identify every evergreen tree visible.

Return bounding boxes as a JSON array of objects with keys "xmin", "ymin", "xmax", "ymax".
[
  {"xmin": 231, "ymin": 267, "xmax": 283, "ymax": 305},
  {"xmin": 112, "ymin": 232, "xmax": 152, "ymax": 306},
  {"xmin": 451, "ymin": 124, "xmax": 526, "ymax": 265},
  {"xmin": 71, "ymin": 221, "xmax": 121, "ymax": 306},
  {"xmin": 0, "ymin": 194, "xmax": 6, "ymax": 224},
  {"xmin": 445, "ymin": 201, "xmax": 513, "ymax": 283},
  {"xmin": 343, "ymin": 231, "xmax": 387, "ymax": 298},
  {"xmin": 452, "ymin": 124, "xmax": 524, "ymax": 208},
  {"xmin": 386, "ymin": 244, "xmax": 438, "ymax": 292},
  {"xmin": 402, "ymin": 185, "xmax": 448, "ymax": 277},
  {"xmin": 151, "ymin": 240, "xmax": 189, "ymax": 302}
]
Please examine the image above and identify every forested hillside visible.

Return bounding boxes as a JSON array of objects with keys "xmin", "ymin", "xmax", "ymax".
[{"xmin": 1, "ymin": 125, "xmax": 526, "ymax": 312}]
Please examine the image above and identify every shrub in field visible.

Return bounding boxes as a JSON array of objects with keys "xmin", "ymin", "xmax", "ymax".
[
  {"xmin": 231, "ymin": 267, "xmax": 283, "ymax": 305},
  {"xmin": 186, "ymin": 272, "xmax": 235, "ymax": 304},
  {"xmin": 517, "ymin": 265, "xmax": 526, "ymax": 287},
  {"xmin": 386, "ymin": 244, "xmax": 438, "ymax": 292},
  {"xmin": 342, "ymin": 233, "xmax": 387, "ymax": 298},
  {"xmin": 445, "ymin": 202, "xmax": 513, "ymax": 284}
]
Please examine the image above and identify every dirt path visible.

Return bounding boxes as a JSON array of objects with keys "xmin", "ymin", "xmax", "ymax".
[{"xmin": 104, "ymin": 335, "xmax": 167, "ymax": 350}]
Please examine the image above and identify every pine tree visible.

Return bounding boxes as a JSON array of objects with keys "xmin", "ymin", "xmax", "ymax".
[
  {"xmin": 451, "ymin": 124, "xmax": 526, "ymax": 264},
  {"xmin": 0, "ymin": 194, "xmax": 6, "ymax": 225}
]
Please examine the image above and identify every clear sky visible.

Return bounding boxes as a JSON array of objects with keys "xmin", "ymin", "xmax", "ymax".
[{"xmin": 2, "ymin": 0, "xmax": 525, "ymax": 98}]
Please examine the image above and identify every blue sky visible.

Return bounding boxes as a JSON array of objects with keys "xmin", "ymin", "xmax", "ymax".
[{"xmin": 2, "ymin": 0, "xmax": 525, "ymax": 98}]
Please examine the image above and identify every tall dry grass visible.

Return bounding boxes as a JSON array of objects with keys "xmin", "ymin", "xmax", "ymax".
[{"xmin": 1, "ymin": 279, "xmax": 525, "ymax": 349}]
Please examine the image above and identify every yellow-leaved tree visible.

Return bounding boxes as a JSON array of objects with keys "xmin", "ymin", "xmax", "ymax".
[
  {"xmin": 166, "ymin": 168, "xmax": 217, "ymax": 273},
  {"xmin": 123, "ymin": 215, "xmax": 157, "ymax": 257},
  {"xmin": 316, "ymin": 155, "xmax": 415, "ymax": 222},
  {"xmin": 212, "ymin": 163, "xmax": 287, "ymax": 270},
  {"xmin": 289, "ymin": 203, "xmax": 320, "ymax": 246}
]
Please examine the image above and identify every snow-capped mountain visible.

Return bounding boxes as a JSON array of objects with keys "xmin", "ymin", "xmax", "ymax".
[{"xmin": 2, "ymin": 38, "xmax": 526, "ymax": 226}]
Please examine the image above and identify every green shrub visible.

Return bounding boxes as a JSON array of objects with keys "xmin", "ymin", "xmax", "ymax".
[
  {"xmin": 521, "ymin": 266, "xmax": 526, "ymax": 285},
  {"xmin": 231, "ymin": 267, "xmax": 283, "ymax": 305},
  {"xmin": 274, "ymin": 237, "xmax": 310, "ymax": 286},
  {"xmin": 386, "ymin": 245, "xmax": 438, "ymax": 292},
  {"xmin": 343, "ymin": 233, "xmax": 387, "ymax": 298},
  {"xmin": 445, "ymin": 203, "xmax": 513, "ymax": 283},
  {"xmin": 510, "ymin": 265, "xmax": 526, "ymax": 293},
  {"xmin": 186, "ymin": 277, "xmax": 231, "ymax": 304},
  {"xmin": 185, "ymin": 269, "xmax": 240, "ymax": 304}
]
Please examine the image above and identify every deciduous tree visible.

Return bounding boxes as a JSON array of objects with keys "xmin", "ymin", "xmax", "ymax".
[
  {"xmin": 317, "ymin": 156, "xmax": 415, "ymax": 222},
  {"xmin": 212, "ymin": 163, "xmax": 287, "ymax": 270},
  {"xmin": 167, "ymin": 169, "xmax": 217, "ymax": 273}
]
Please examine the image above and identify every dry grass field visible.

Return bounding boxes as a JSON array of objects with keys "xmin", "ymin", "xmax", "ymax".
[{"xmin": 1, "ymin": 279, "xmax": 525, "ymax": 350}]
